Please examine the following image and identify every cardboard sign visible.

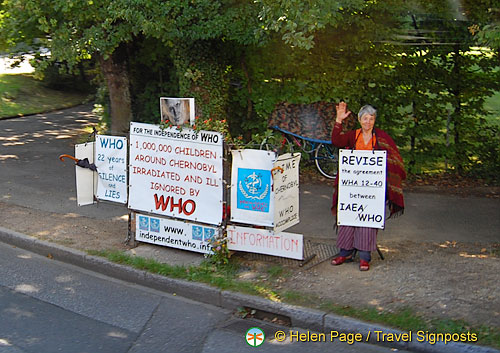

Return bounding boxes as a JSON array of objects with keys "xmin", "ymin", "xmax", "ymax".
[
  {"xmin": 230, "ymin": 149, "xmax": 277, "ymax": 227},
  {"xmin": 135, "ymin": 213, "xmax": 219, "ymax": 254},
  {"xmin": 227, "ymin": 225, "xmax": 303, "ymax": 260},
  {"xmin": 95, "ymin": 135, "xmax": 128, "ymax": 204},
  {"xmin": 337, "ymin": 149, "xmax": 387, "ymax": 229},
  {"xmin": 75, "ymin": 142, "xmax": 97, "ymax": 206},
  {"xmin": 128, "ymin": 122, "xmax": 223, "ymax": 225},
  {"xmin": 273, "ymin": 153, "xmax": 301, "ymax": 233}
]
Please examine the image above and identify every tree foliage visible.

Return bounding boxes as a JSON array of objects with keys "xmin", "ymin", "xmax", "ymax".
[
  {"xmin": 464, "ymin": 1, "xmax": 500, "ymax": 50},
  {"xmin": 248, "ymin": 0, "xmax": 499, "ymax": 179},
  {"xmin": 1, "ymin": 0, "xmax": 498, "ymax": 179},
  {"xmin": 0, "ymin": 0, "xmax": 258, "ymax": 133}
]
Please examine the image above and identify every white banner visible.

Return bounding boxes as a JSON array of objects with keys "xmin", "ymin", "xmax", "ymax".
[
  {"xmin": 273, "ymin": 153, "xmax": 301, "ymax": 233},
  {"xmin": 135, "ymin": 213, "xmax": 219, "ymax": 254},
  {"xmin": 230, "ymin": 149, "xmax": 277, "ymax": 227},
  {"xmin": 337, "ymin": 149, "xmax": 387, "ymax": 229},
  {"xmin": 227, "ymin": 225, "xmax": 303, "ymax": 260},
  {"xmin": 129, "ymin": 122, "xmax": 223, "ymax": 225},
  {"xmin": 95, "ymin": 135, "xmax": 128, "ymax": 204}
]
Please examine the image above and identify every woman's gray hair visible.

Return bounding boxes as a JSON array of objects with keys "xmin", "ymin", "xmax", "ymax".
[{"xmin": 358, "ymin": 105, "xmax": 377, "ymax": 119}]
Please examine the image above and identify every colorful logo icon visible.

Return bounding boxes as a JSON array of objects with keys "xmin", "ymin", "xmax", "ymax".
[
  {"xmin": 237, "ymin": 168, "xmax": 271, "ymax": 212},
  {"xmin": 204, "ymin": 228, "xmax": 216, "ymax": 241},
  {"xmin": 139, "ymin": 216, "xmax": 149, "ymax": 231},
  {"xmin": 150, "ymin": 218, "xmax": 160, "ymax": 232},
  {"xmin": 246, "ymin": 327, "xmax": 265, "ymax": 347},
  {"xmin": 192, "ymin": 226, "xmax": 203, "ymax": 241}
]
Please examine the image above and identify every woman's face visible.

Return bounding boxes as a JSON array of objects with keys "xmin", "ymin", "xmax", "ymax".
[{"xmin": 359, "ymin": 113, "xmax": 376, "ymax": 132}]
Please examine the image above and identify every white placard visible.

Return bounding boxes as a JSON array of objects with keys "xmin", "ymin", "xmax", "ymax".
[
  {"xmin": 227, "ymin": 225, "xmax": 303, "ymax": 260},
  {"xmin": 75, "ymin": 142, "xmax": 97, "ymax": 206},
  {"xmin": 95, "ymin": 135, "xmax": 128, "ymax": 204},
  {"xmin": 337, "ymin": 149, "xmax": 387, "ymax": 229},
  {"xmin": 135, "ymin": 213, "xmax": 219, "ymax": 254},
  {"xmin": 128, "ymin": 122, "xmax": 223, "ymax": 225},
  {"xmin": 273, "ymin": 153, "xmax": 301, "ymax": 233},
  {"xmin": 230, "ymin": 149, "xmax": 277, "ymax": 227}
]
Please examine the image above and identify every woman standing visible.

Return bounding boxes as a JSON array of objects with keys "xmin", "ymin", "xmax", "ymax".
[{"xmin": 331, "ymin": 102, "xmax": 406, "ymax": 271}]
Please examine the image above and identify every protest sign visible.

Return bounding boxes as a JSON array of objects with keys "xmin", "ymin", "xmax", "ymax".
[
  {"xmin": 337, "ymin": 149, "xmax": 387, "ymax": 229},
  {"xmin": 160, "ymin": 97, "xmax": 195, "ymax": 126},
  {"xmin": 74, "ymin": 142, "xmax": 96, "ymax": 206},
  {"xmin": 227, "ymin": 225, "xmax": 303, "ymax": 260},
  {"xmin": 135, "ymin": 213, "xmax": 218, "ymax": 254},
  {"xmin": 95, "ymin": 135, "xmax": 127, "ymax": 204},
  {"xmin": 128, "ymin": 122, "xmax": 223, "ymax": 225},
  {"xmin": 273, "ymin": 153, "xmax": 300, "ymax": 233},
  {"xmin": 230, "ymin": 149, "xmax": 277, "ymax": 227}
]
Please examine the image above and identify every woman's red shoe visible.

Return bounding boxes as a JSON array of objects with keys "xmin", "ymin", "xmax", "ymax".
[
  {"xmin": 331, "ymin": 256, "xmax": 351, "ymax": 266},
  {"xmin": 359, "ymin": 259, "xmax": 370, "ymax": 271}
]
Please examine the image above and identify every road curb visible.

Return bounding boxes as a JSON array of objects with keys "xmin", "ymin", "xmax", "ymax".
[{"xmin": 0, "ymin": 226, "xmax": 498, "ymax": 353}]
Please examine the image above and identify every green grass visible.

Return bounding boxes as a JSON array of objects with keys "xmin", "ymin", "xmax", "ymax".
[
  {"xmin": 266, "ymin": 264, "xmax": 287, "ymax": 279},
  {"xmin": 89, "ymin": 249, "xmax": 500, "ymax": 349},
  {"xmin": 485, "ymin": 90, "xmax": 500, "ymax": 111},
  {"xmin": 485, "ymin": 91, "xmax": 500, "ymax": 126},
  {"xmin": 87, "ymin": 249, "xmax": 258, "ymax": 294},
  {"xmin": 0, "ymin": 73, "xmax": 89, "ymax": 118}
]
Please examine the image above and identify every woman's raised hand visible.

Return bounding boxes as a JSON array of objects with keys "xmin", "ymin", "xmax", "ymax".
[{"xmin": 335, "ymin": 101, "xmax": 351, "ymax": 123}]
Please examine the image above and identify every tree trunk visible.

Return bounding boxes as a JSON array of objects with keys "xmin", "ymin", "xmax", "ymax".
[{"xmin": 99, "ymin": 45, "xmax": 133, "ymax": 135}]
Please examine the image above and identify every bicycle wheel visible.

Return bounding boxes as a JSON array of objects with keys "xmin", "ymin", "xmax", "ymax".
[
  {"xmin": 297, "ymin": 138, "xmax": 315, "ymax": 153},
  {"xmin": 260, "ymin": 134, "xmax": 294, "ymax": 154},
  {"xmin": 314, "ymin": 143, "xmax": 338, "ymax": 179}
]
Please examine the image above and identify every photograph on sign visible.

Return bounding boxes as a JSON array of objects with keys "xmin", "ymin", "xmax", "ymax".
[
  {"xmin": 75, "ymin": 142, "xmax": 97, "ymax": 206},
  {"xmin": 230, "ymin": 149, "xmax": 277, "ymax": 227},
  {"xmin": 227, "ymin": 225, "xmax": 303, "ymax": 260},
  {"xmin": 128, "ymin": 122, "xmax": 223, "ymax": 225},
  {"xmin": 95, "ymin": 135, "xmax": 128, "ymax": 204},
  {"xmin": 337, "ymin": 149, "xmax": 387, "ymax": 229},
  {"xmin": 160, "ymin": 97, "xmax": 195, "ymax": 126},
  {"xmin": 135, "ymin": 213, "xmax": 219, "ymax": 254},
  {"xmin": 273, "ymin": 153, "xmax": 301, "ymax": 234}
]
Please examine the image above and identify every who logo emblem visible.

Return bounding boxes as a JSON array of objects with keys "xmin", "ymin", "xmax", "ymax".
[{"xmin": 237, "ymin": 168, "xmax": 271, "ymax": 213}]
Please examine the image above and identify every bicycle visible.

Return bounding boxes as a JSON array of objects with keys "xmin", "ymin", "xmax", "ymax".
[{"xmin": 261, "ymin": 126, "xmax": 339, "ymax": 179}]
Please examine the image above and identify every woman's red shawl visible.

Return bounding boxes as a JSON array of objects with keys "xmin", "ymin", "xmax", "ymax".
[{"xmin": 331, "ymin": 125, "xmax": 406, "ymax": 217}]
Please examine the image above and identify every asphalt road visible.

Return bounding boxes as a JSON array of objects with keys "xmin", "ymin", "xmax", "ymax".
[
  {"xmin": 0, "ymin": 105, "xmax": 498, "ymax": 244},
  {"xmin": 0, "ymin": 105, "xmax": 125, "ymax": 220},
  {"xmin": 0, "ymin": 241, "xmax": 408, "ymax": 353}
]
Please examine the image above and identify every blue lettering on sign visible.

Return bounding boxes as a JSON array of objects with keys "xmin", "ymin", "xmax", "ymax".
[
  {"xmin": 236, "ymin": 168, "xmax": 271, "ymax": 213},
  {"xmin": 139, "ymin": 216, "xmax": 149, "ymax": 231},
  {"xmin": 99, "ymin": 137, "xmax": 124, "ymax": 149}
]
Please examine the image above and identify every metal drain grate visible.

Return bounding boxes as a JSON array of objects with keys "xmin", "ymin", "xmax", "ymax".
[
  {"xmin": 239, "ymin": 240, "xmax": 338, "ymax": 270},
  {"xmin": 301, "ymin": 241, "xmax": 339, "ymax": 270}
]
